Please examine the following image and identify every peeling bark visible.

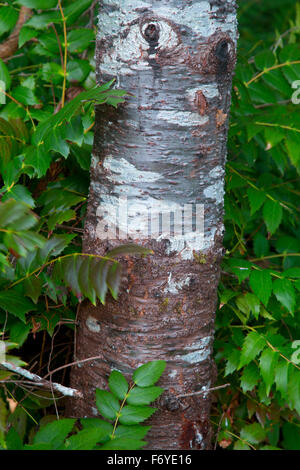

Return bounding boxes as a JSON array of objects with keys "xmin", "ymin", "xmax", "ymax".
[{"xmin": 68, "ymin": 0, "xmax": 238, "ymax": 450}]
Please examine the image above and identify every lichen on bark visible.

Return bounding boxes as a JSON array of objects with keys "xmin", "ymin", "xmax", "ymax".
[{"xmin": 68, "ymin": 0, "xmax": 238, "ymax": 450}]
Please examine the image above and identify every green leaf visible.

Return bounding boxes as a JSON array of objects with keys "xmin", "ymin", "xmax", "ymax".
[
  {"xmin": 240, "ymin": 423, "xmax": 267, "ymax": 445},
  {"xmin": 18, "ymin": 27, "xmax": 37, "ymax": 48},
  {"xmin": 275, "ymin": 361, "xmax": 289, "ymax": 397},
  {"xmin": 233, "ymin": 440, "xmax": 251, "ymax": 450},
  {"xmin": 80, "ymin": 418, "xmax": 113, "ymax": 438},
  {"xmin": 107, "ymin": 262, "xmax": 122, "ymax": 300},
  {"xmin": 0, "ymin": 58, "xmax": 11, "ymax": 90},
  {"xmin": 47, "ymin": 209, "xmax": 76, "ymax": 231},
  {"xmin": 119, "ymin": 405, "xmax": 156, "ymax": 425},
  {"xmin": 33, "ymin": 419, "xmax": 75, "ymax": 450},
  {"xmin": 282, "ymin": 422, "xmax": 300, "ymax": 450},
  {"xmin": 133, "ymin": 360, "xmax": 166, "ymax": 387},
  {"xmin": 288, "ymin": 369, "xmax": 300, "ymax": 415},
  {"xmin": 108, "ymin": 370, "xmax": 129, "ymax": 400},
  {"xmin": 11, "ymin": 86, "xmax": 39, "ymax": 106},
  {"xmin": 65, "ymin": 427, "xmax": 110, "ymax": 450},
  {"xmin": 272, "ymin": 278, "xmax": 296, "ymax": 314},
  {"xmin": 259, "ymin": 348, "xmax": 278, "ymax": 395},
  {"xmin": 247, "ymin": 187, "xmax": 266, "ymax": 215},
  {"xmin": 46, "ymin": 126, "xmax": 70, "ymax": 158},
  {"xmin": 225, "ymin": 348, "xmax": 240, "ymax": 376},
  {"xmin": 77, "ymin": 256, "xmax": 96, "ymax": 305},
  {"xmin": 254, "ymin": 50, "xmax": 276, "ymax": 70},
  {"xmin": 24, "ymin": 277, "xmax": 42, "ymax": 304},
  {"xmin": 24, "ymin": 145, "xmax": 52, "ymax": 178},
  {"xmin": 0, "ymin": 290, "xmax": 36, "ymax": 322},
  {"xmin": 67, "ymin": 29, "xmax": 94, "ymax": 53},
  {"xmin": 39, "ymin": 63, "xmax": 63, "ymax": 85},
  {"xmin": 127, "ymin": 386, "xmax": 163, "ymax": 406},
  {"xmin": 67, "ymin": 60, "xmax": 91, "ymax": 83},
  {"xmin": 90, "ymin": 258, "xmax": 110, "ymax": 304},
  {"xmin": 16, "ymin": 0, "xmax": 58, "ymax": 8},
  {"xmin": 98, "ymin": 437, "xmax": 146, "ymax": 450},
  {"xmin": 114, "ymin": 424, "xmax": 151, "ymax": 440},
  {"xmin": 253, "ymin": 232, "xmax": 269, "ymax": 258},
  {"xmin": 95, "ymin": 390, "xmax": 119, "ymax": 420},
  {"xmin": 263, "ymin": 199, "xmax": 283, "ymax": 234},
  {"xmin": 240, "ymin": 362, "xmax": 260, "ymax": 393},
  {"xmin": 0, "ymin": 7, "xmax": 18, "ymax": 35},
  {"xmin": 6, "ymin": 427, "xmax": 23, "ymax": 450},
  {"xmin": 239, "ymin": 331, "xmax": 266, "ymax": 369},
  {"xmin": 2, "ymin": 185, "xmax": 35, "ymax": 208},
  {"xmin": 25, "ymin": 11, "xmax": 60, "ymax": 29},
  {"xmin": 249, "ymin": 269, "xmax": 272, "ymax": 306},
  {"xmin": 0, "ymin": 397, "xmax": 7, "ymax": 449}
]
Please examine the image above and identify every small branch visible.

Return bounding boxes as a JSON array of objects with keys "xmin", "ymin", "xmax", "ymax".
[
  {"xmin": 1, "ymin": 362, "xmax": 83, "ymax": 398},
  {"xmin": 175, "ymin": 383, "xmax": 230, "ymax": 399},
  {"xmin": 0, "ymin": 7, "xmax": 32, "ymax": 60}
]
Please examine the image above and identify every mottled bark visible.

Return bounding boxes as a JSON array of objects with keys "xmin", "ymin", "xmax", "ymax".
[{"xmin": 68, "ymin": 0, "xmax": 238, "ymax": 450}]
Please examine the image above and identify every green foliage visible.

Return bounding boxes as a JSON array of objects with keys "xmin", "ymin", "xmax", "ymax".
[
  {"xmin": 0, "ymin": 361, "xmax": 165, "ymax": 450},
  {"xmin": 214, "ymin": 0, "xmax": 300, "ymax": 450}
]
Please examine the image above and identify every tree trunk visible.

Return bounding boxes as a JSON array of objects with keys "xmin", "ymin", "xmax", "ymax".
[{"xmin": 68, "ymin": 0, "xmax": 238, "ymax": 450}]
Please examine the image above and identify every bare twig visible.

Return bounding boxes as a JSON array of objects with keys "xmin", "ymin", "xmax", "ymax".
[
  {"xmin": 175, "ymin": 383, "xmax": 230, "ymax": 399},
  {"xmin": 1, "ymin": 362, "xmax": 83, "ymax": 398}
]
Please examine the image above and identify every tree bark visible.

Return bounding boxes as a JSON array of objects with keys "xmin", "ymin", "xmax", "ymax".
[{"xmin": 68, "ymin": 0, "xmax": 238, "ymax": 450}]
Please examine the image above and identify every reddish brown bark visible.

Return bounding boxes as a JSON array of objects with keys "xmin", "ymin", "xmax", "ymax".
[{"xmin": 68, "ymin": 0, "xmax": 238, "ymax": 450}]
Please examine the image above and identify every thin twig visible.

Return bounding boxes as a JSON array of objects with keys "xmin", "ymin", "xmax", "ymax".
[
  {"xmin": 44, "ymin": 354, "xmax": 103, "ymax": 379},
  {"xmin": 1, "ymin": 362, "xmax": 83, "ymax": 398},
  {"xmin": 175, "ymin": 383, "xmax": 230, "ymax": 399}
]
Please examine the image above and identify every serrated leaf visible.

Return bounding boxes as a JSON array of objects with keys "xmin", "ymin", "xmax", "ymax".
[
  {"xmin": 239, "ymin": 331, "xmax": 266, "ymax": 369},
  {"xmin": 240, "ymin": 423, "xmax": 267, "ymax": 445},
  {"xmin": 272, "ymin": 278, "xmax": 296, "ymax": 314},
  {"xmin": 33, "ymin": 419, "xmax": 75, "ymax": 450},
  {"xmin": 127, "ymin": 386, "xmax": 163, "ymax": 406},
  {"xmin": 119, "ymin": 405, "xmax": 156, "ymax": 425},
  {"xmin": 6, "ymin": 426, "xmax": 23, "ymax": 450},
  {"xmin": 263, "ymin": 199, "xmax": 283, "ymax": 234},
  {"xmin": 247, "ymin": 187, "xmax": 266, "ymax": 215},
  {"xmin": 95, "ymin": 389, "xmax": 119, "ymax": 420},
  {"xmin": 18, "ymin": 26, "xmax": 37, "ymax": 48},
  {"xmin": 80, "ymin": 418, "xmax": 113, "ymax": 438},
  {"xmin": 90, "ymin": 258, "xmax": 110, "ymax": 304},
  {"xmin": 225, "ymin": 349, "xmax": 240, "ymax": 376},
  {"xmin": 24, "ymin": 277, "xmax": 42, "ymax": 304},
  {"xmin": 98, "ymin": 437, "xmax": 146, "ymax": 450},
  {"xmin": 114, "ymin": 424, "xmax": 151, "ymax": 440},
  {"xmin": 249, "ymin": 269, "xmax": 272, "ymax": 306},
  {"xmin": 240, "ymin": 362, "xmax": 260, "ymax": 393},
  {"xmin": 16, "ymin": 0, "xmax": 58, "ymax": 8},
  {"xmin": 259, "ymin": 348, "xmax": 278, "ymax": 395},
  {"xmin": 0, "ymin": 290, "xmax": 36, "ymax": 322},
  {"xmin": 47, "ymin": 209, "xmax": 76, "ymax": 231},
  {"xmin": 107, "ymin": 262, "xmax": 122, "ymax": 300},
  {"xmin": 133, "ymin": 360, "xmax": 166, "ymax": 387},
  {"xmin": 2, "ymin": 185, "xmax": 35, "ymax": 208},
  {"xmin": 108, "ymin": 370, "xmax": 129, "ymax": 400},
  {"xmin": 65, "ymin": 427, "xmax": 110, "ymax": 450},
  {"xmin": 78, "ymin": 256, "xmax": 96, "ymax": 305}
]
